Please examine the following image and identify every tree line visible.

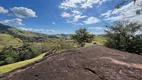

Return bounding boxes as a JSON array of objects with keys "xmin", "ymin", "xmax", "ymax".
[{"xmin": 71, "ymin": 21, "xmax": 142, "ymax": 55}]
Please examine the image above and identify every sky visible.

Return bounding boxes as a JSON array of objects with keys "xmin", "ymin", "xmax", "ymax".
[{"xmin": 0, "ymin": 0, "xmax": 142, "ymax": 34}]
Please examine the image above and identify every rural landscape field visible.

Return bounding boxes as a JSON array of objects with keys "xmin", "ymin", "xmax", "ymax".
[{"xmin": 0, "ymin": 0, "xmax": 142, "ymax": 80}]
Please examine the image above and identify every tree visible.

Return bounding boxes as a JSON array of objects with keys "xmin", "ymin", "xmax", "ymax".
[
  {"xmin": 71, "ymin": 28, "xmax": 94, "ymax": 47},
  {"xmin": 105, "ymin": 21, "xmax": 142, "ymax": 55},
  {"xmin": 43, "ymin": 39, "xmax": 74, "ymax": 54},
  {"xmin": 115, "ymin": 0, "xmax": 137, "ymax": 9},
  {"xmin": 114, "ymin": 0, "xmax": 141, "ymax": 15}
]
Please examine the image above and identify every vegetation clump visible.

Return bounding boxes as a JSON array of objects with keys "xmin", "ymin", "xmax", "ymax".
[
  {"xmin": 71, "ymin": 28, "xmax": 94, "ymax": 47},
  {"xmin": 105, "ymin": 21, "xmax": 142, "ymax": 55},
  {"xmin": 0, "ymin": 43, "xmax": 42, "ymax": 66}
]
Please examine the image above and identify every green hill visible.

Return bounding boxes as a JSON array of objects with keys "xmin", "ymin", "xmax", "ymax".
[
  {"xmin": 0, "ymin": 34, "xmax": 23, "ymax": 51},
  {"xmin": 0, "ymin": 23, "xmax": 48, "ymax": 51},
  {"xmin": 0, "ymin": 23, "xmax": 48, "ymax": 42}
]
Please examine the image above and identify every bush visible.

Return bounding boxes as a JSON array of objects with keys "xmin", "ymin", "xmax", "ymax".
[
  {"xmin": 0, "ymin": 43, "xmax": 43, "ymax": 66},
  {"xmin": 4, "ymin": 57, "xmax": 15, "ymax": 64},
  {"xmin": 71, "ymin": 28, "xmax": 94, "ymax": 47},
  {"xmin": 43, "ymin": 39, "xmax": 75, "ymax": 53},
  {"xmin": 105, "ymin": 21, "xmax": 142, "ymax": 55}
]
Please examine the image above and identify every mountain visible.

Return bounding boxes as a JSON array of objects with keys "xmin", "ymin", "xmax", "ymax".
[
  {"xmin": 0, "ymin": 23, "xmax": 48, "ymax": 51},
  {"xmin": 48, "ymin": 34, "xmax": 71, "ymax": 39},
  {"xmin": 0, "ymin": 23, "xmax": 48, "ymax": 42},
  {"xmin": 1, "ymin": 45, "xmax": 142, "ymax": 80}
]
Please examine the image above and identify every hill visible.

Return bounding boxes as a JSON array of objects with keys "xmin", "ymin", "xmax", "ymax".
[
  {"xmin": 0, "ymin": 23, "xmax": 48, "ymax": 42},
  {"xmin": 0, "ymin": 34, "xmax": 23, "ymax": 51},
  {"xmin": 1, "ymin": 45, "xmax": 142, "ymax": 80},
  {"xmin": 0, "ymin": 23, "xmax": 49, "ymax": 51}
]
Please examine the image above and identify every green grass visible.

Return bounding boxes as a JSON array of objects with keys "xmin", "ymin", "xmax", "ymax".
[
  {"xmin": 8, "ymin": 28, "xmax": 37, "ymax": 37},
  {"xmin": 93, "ymin": 36, "xmax": 107, "ymax": 45},
  {"xmin": 85, "ymin": 36, "xmax": 107, "ymax": 46},
  {"xmin": 0, "ymin": 53, "xmax": 46, "ymax": 75},
  {"xmin": 0, "ymin": 33, "xmax": 23, "ymax": 51}
]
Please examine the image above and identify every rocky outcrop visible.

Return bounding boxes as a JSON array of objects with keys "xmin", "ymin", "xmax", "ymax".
[{"xmin": 1, "ymin": 45, "xmax": 142, "ymax": 80}]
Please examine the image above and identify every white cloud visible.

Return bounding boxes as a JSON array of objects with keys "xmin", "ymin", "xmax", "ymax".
[
  {"xmin": 19, "ymin": 27, "xmax": 56, "ymax": 33},
  {"xmin": 7, "ymin": 13, "xmax": 14, "ymax": 16},
  {"xmin": 0, "ymin": 18, "xmax": 24, "ymax": 26},
  {"xmin": 61, "ymin": 12, "xmax": 71, "ymax": 18},
  {"xmin": 73, "ymin": 15, "xmax": 86, "ymax": 22},
  {"xmin": 102, "ymin": 0, "xmax": 142, "ymax": 23},
  {"xmin": 59, "ymin": 0, "xmax": 85, "ymax": 9},
  {"xmin": 19, "ymin": 27, "xmax": 33, "ymax": 31},
  {"xmin": 81, "ymin": 0, "xmax": 108, "ymax": 9},
  {"xmin": 46, "ymin": 29, "xmax": 55, "ymax": 33},
  {"xmin": 59, "ymin": 0, "xmax": 110, "ymax": 25},
  {"xmin": 61, "ymin": 11, "xmax": 86, "ymax": 23},
  {"xmin": 88, "ymin": 26, "xmax": 106, "ymax": 30},
  {"xmin": 72, "ymin": 10, "xmax": 81, "ymax": 14},
  {"xmin": 101, "ymin": 10, "xmax": 112, "ymax": 18},
  {"xmin": 0, "ymin": 6, "xmax": 8, "ymax": 14},
  {"xmin": 59, "ymin": 0, "xmax": 109, "ymax": 9},
  {"xmin": 83, "ymin": 17, "xmax": 100, "ymax": 24},
  {"xmin": 11, "ymin": 7, "xmax": 37, "ymax": 18},
  {"xmin": 88, "ymin": 26, "xmax": 107, "ymax": 34},
  {"xmin": 52, "ymin": 22, "xmax": 55, "ymax": 24}
]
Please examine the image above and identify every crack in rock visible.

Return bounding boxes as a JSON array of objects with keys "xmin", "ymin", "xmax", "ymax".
[{"xmin": 84, "ymin": 68, "xmax": 105, "ymax": 80}]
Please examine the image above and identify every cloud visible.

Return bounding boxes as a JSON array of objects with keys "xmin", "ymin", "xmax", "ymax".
[
  {"xmin": 88, "ymin": 26, "xmax": 106, "ymax": 30},
  {"xmin": 19, "ymin": 27, "xmax": 33, "ymax": 31},
  {"xmin": 0, "ymin": 18, "xmax": 24, "ymax": 26},
  {"xmin": 72, "ymin": 10, "xmax": 81, "ymax": 14},
  {"xmin": 59, "ymin": 0, "xmax": 84, "ymax": 10},
  {"xmin": 61, "ymin": 11, "xmax": 86, "ymax": 23},
  {"xmin": 0, "ymin": 6, "xmax": 8, "ymax": 14},
  {"xmin": 59, "ymin": 0, "xmax": 110, "ymax": 25},
  {"xmin": 102, "ymin": 0, "xmax": 142, "ymax": 23},
  {"xmin": 19, "ymin": 27, "xmax": 56, "ymax": 33},
  {"xmin": 101, "ymin": 10, "xmax": 112, "ymax": 18},
  {"xmin": 83, "ymin": 17, "xmax": 100, "ymax": 24},
  {"xmin": 81, "ymin": 0, "xmax": 108, "ymax": 9},
  {"xmin": 7, "ymin": 13, "xmax": 14, "ymax": 16},
  {"xmin": 59, "ymin": 0, "xmax": 109, "ymax": 9},
  {"xmin": 61, "ymin": 10, "xmax": 88, "ymax": 24},
  {"xmin": 73, "ymin": 15, "xmax": 86, "ymax": 22},
  {"xmin": 46, "ymin": 29, "xmax": 55, "ymax": 33},
  {"xmin": 88, "ymin": 26, "xmax": 107, "ymax": 34},
  {"xmin": 61, "ymin": 12, "xmax": 71, "ymax": 18},
  {"xmin": 52, "ymin": 22, "xmax": 55, "ymax": 24},
  {"xmin": 11, "ymin": 7, "xmax": 37, "ymax": 18}
]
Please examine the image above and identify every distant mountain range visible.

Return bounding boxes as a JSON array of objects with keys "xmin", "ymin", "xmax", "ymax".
[
  {"xmin": 0, "ymin": 23, "xmax": 49, "ymax": 42},
  {"xmin": 0, "ymin": 23, "xmax": 71, "ymax": 51}
]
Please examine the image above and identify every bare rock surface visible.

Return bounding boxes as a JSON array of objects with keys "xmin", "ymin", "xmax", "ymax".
[{"xmin": 0, "ymin": 45, "xmax": 142, "ymax": 80}]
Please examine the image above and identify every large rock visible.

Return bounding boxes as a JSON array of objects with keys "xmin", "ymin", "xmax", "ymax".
[{"xmin": 1, "ymin": 45, "xmax": 142, "ymax": 80}]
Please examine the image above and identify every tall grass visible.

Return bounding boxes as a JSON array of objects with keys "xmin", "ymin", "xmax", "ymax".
[{"xmin": 0, "ymin": 53, "xmax": 45, "ymax": 75}]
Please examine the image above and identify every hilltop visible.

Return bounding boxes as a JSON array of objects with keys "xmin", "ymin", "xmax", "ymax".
[
  {"xmin": 1, "ymin": 45, "xmax": 142, "ymax": 80},
  {"xmin": 0, "ymin": 23, "xmax": 48, "ymax": 42}
]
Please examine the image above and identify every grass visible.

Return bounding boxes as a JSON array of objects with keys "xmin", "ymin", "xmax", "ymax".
[
  {"xmin": 93, "ymin": 36, "xmax": 107, "ymax": 45},
  {"xmin": 8, "ymin": 28, "xmax": 37, "ymax": 37},
  {"xmin": 85, "ymin": 36, "xmax": 107, "ymax": 46},
  {"xmin": 0, "ymin": 53, "xmax": 46, "ymax": 75},
  {"xmin": 0, "ymin": 33, "xmax": 23, "ymax": 51}
]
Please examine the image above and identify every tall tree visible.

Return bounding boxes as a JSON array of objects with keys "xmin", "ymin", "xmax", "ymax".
[
  {"xmin": 71, "ymin": 28, "xmax": 94, "ymax": 47},
  {"xmin": 105, "ymin": 21, "xmax": 142, "ymax": 55},
  {"xmin": 115, "ymin": 0, "xmax": 141, "ymax": 15}
]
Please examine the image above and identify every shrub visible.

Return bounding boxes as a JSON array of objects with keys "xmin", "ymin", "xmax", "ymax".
[
  {"xmin": 105, "ymin": 21, "xmax": 142, "ymax": 55},
  {"xmin": 71, "ymin": 28, "xmax": 94, "ymax": 47}
]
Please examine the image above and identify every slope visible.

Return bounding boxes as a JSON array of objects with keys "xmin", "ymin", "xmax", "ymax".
[
  {"xmin": 0, "ymin": 23, "xmax": 48, "ymax": 42},
  {"xmin": 1, "ymin": 45, "xmax": 142, "ymax": 80}
]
